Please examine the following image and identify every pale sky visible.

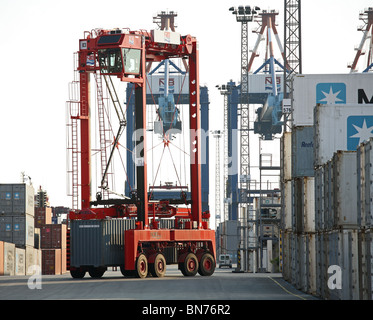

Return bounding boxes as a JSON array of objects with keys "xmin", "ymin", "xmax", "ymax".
[{"xmin": 0, "ymin": 0, "xmax": 372, "ymax": 217}]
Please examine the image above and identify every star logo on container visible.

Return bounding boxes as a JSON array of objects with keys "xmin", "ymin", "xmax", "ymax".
[
  {"xmin": 316, "ymin": 83, "xmax": 346, "ymax": 104},
  {"xmin": 347, "ymin": 116, "xmax": 373, "ymax": 150}
]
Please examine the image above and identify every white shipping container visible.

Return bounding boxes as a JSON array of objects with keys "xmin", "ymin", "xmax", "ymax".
[
  {"xmin": 303, "ymin": 178, "xmax": 315, "ymax": 233},
  {"xmin": 363, "ymin": 138, "xmax": 373, "ymax": 227},
  {"xmin": 292, "ymin": 73, "xmax": 373, "ymax": 126},
  {"xmin": 332, "ymin": 151, "xmax": 358, "ymax": 228},
  {"xmin": 307, "ymin": 233, "xmax": 317, "ymax": 296},
  {"xmin": 339, "ymin": 229, "xmax": 360, "ymax": 300},
  {"xmin": 248, "ymin": 73, "xmax": 284, "ymax": 94},
  {"xmin": 315, "ymin": 166, "xmax": 324, "ymax": 231},
  {"xmin": 361, "ymin": 228, "xmax": 373, "ymax": 300},
  {"xmin": 323, "ymin": 161, "xmax": 334, "ymax": 231},
  {"xmin": 293, "ymin": 177, "xmax": 315, "ymax": 233},
  {"xmin": 357, "ymin": 141, "xmax": 367, "ymax": 227},
  {"xmin": 3, "ymin": 242, "xmax": 15, "ymax": 276},
  {"xmin": 15, "ymin": 247, "xmax": 25, "ymax": 276},
  {"xmin": 283, "ymin": 180, "xmax": 293, "ymax": 230},
  {"xmin": 281, "ymin": 132, "xmax": 292, "ymax": 181},
  {"xmin": 314, "ymin": 104, "xmax": 373, "ymax": 167}
]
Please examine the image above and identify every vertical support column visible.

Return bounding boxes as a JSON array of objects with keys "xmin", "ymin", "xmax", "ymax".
[
  {"xmin": 200, "ymin": 86, "xmax": 210, "ymax": 214},
  {"xmin": 79, "ymin": 61, "xmax": 91, "ymax": 210},
  {"xmin": 135, "ymin": 38, "xmax": 149, "ymax": 229},
  {"xmin": 189, "ymin": 40, "xmax": 202, "ymax": 228},
  {"xmin": 126, "ymin": 83, "xmax": 135, "ymax": 197}
]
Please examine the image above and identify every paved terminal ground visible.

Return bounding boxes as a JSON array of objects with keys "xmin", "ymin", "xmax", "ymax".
[{"xmin": 0, "ymin": 265, "xmax": 317, "ymax": 302}]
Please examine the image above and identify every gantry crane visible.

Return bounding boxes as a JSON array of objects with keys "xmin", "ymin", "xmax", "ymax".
[{"xmin": 67, "ymin": 16, "xmax": 216, "ymax": 279}]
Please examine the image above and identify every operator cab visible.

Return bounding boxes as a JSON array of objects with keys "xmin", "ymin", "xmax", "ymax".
[{"xmin": 96, "ymin": 33, "xmax": 142, "ymax": 77}]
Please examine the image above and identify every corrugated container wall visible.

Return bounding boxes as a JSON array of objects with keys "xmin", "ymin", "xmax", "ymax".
[
  {"xmin": 358, "ymin": 138, "xmax": 373, "ymax": 228},
  {"xmin": 291, "ymin": 73, "xmax": 373, "ymax": 126},
  {"xmin": 70, "ymin": 219, "xmax": 136, "ymax": 268},
  {"xmin": 0, "ymin": 184, "xmax": 34, "ymax": 216},
  {"xmin": 281, "ymin": 132, "xmax": 292, "ymax": 181},
  {"xmin": 314, "ymin": 104, "xmax": 373, "ymax": 167},
  {"xmin": 291, "ymin": 126, "xmax": 315, "ymax": 177},
  {"xmin": 332, "ymin": 151, "xmax": 358, "ymax": 228},
  {"xmin": 0, "ymin": 215, "xmax": 34, "ymax": 247}
]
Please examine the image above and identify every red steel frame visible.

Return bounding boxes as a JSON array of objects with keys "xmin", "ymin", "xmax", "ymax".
[{"xmin": 71, "ymin": 29, "xmax": 215, "ymax": 272}]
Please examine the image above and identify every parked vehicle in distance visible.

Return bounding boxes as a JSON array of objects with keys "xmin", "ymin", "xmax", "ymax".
[{"xmin": 218, "ymin": 254, "xmax": 232, "ymax": 268}]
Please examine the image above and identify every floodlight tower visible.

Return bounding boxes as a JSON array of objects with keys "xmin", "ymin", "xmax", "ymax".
[
  {"xmin": 349, "ymin": 7, "xmax": 373, "ymax": 73},
  {"xmin": 230, "ymin": 5, "xmax": 260, "ymax": 273},
  {"xmin": 211, "ymin": 130, "xmax": 223, "ymax": 227}
]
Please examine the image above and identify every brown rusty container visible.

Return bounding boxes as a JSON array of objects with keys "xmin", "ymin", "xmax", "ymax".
[
  {"xmin": 42, "ymin": 249, "xmax": 61, "ymax": 275},
  {"xmin": 34, "ymin": 207, "xmax": 52, "ymax": 228},
  {"xmin": 41, "ymin": 224, "xmax": 66, "ymax": 249}
]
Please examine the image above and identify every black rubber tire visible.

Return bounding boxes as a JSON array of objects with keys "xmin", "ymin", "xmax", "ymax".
[
  {"xmin": 70, "ymin": 269, "xmax": 86, "ymax": 279},
  {"xmin": 198, "ymin": 253, "xmax": 216, "ymax": 276},
  {"xmin": 149, "ymin": 254, "xmax": 166, "ymax": 278},
  {"xmin": 180, "ymin": 253, "xmax": 199, "ymax": 277},
  {"xmin": 135, "ymin": 254, "xmax": 148, "ymax": 279},
  {"xmin": 88, "ymin": 267, "xmax": 106, "ymax": 278}
]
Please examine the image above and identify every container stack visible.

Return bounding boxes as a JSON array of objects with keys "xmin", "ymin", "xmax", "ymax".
[
  {"xmin": 0, "ymin": 183, "xmax": 42, "ymax": 276},
  {"xmin": 40, "ymin": 224, "xmax": 67, "ymax": 275},
  {"xmin": 280, "ymin": 124, "xmax": 316, "ymax": 295},
  {"xmin": 312, "ymin": 103, "xmax": 373, "ymax": 300},
  {"xmin": 357, "ymin": 138, "xmax": 373, "ymax": 300},
  {"xmin": 282, "ymin": 97, "xmax": 373, "ymax": 299},
  {"xmin": 35, "ymin": 187, "xmax": 68, "ymax": 275},
  {"xmin": 217, "ymin": 220, "xmax": 239, "ymax": 263}
]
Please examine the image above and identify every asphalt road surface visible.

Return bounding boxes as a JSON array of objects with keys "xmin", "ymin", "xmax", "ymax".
[{"xmin": 0, "ymin": 265, "xmax": 317, "ymax": 302}]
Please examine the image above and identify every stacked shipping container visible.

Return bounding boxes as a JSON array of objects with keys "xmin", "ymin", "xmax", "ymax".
[
  {"xmin": 0, "ymin": 184, "xmax": 68, "ymax": 276},
  {"xmin": 0, "ymin": 184, "xmax": 42, "ymax": 276},
  {"xmin": 281, "ymin": 73, "xmax": 373, "ymax": 299},
  {"xmin": 281, "ymin": 125, "xmax": 316, "ymax": 295},
  {"xmin": 40, "ymin": 224, "xmax": 67, "ymax": 275}
]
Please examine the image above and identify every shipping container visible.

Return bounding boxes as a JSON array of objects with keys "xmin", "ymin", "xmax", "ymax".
[
  {"xmin": 41, "ymin": 224, "xmax": 67, "ymax": 249},
  {"xmin": 12, "ymin": 184, "xmax": 34, "ymax": 216},
  {"xmin": 283, "ymin": 180, "xmax": 293, "ymax": 230},
  {"xmin": 0, "ymin": 215, "xmax": 34, "ymax": 247},
  {"xmin": 292, "ymin": 73, "xmax": 373, "ymax": 126},
  {"xmin": 315, "ymin": 229, "xmax": 360, "ymax": 300},
  {"xmin": 12, "ymin": 215, "xmax": 34, "ymax": 247},
  {"xmin": 0, "ymin": 185, "xmax": 12, "ymax": 214},
  {"xmin": 25, "ymin": 246, "xmax": 37, "ymax": 276},
  {"xmin": 61, "ymin": 248, "xmax": 67, "ymax": 274},
  {"xmin": 315, "ymin": 166, "xmax": 324, "ymax": 231},
  {"xmin": 34, "ymin": 207, "xmax": 52, "ymax": 228},
  {"xmin": 281, "ymin": 132, "xmax": 292, "ymax": 181},
  {"xmin": 291, "ymin": 126, "xmax": 315, "ymax": 177},
  {"xmin": 332, "ymin": 151, "xmax": 358, "ymax": 228},
  {"xmin": 0, "ymin": 216, "xmax": 13, "ymax": 243},
  {"xmin": 0, "ymin": 184, "xmax": 34, "ymax": 216},
  {"xmin": 357, "ymin": 141, "xmax": 366, "ymax": 227},
  {"xmin": 308, "ymin": 233, "xmax": 317, "ymax": 295},
  {"xmin": 15, "ymin": 247, "xmax": 25, "ymax": 276},
  {"xmin": 293, "ymin": 177, "xmax": 315, "ymax": 233},
  {"xmin": 0, "ymin": 241, "xmax": 3, "ymax": 275},
  {"xmin": 42, "ymin": 249, "xmax": 61, "ymax": 275},
  {"xmin": 3, "ymin": 242, "xmax": 15, "ymax": 276},
  {"xmin": 360, "ymin": 138, "xmax": 373, "ymax": 227},
  {"xmin": 359, "ymin": 228, "xmax": 373, "ymax": 300},
  {"xmin": 323, "ymin": 160, "xmax": 334, "ymax": 231},
  {"xmin": 219, "ymin": 220, "xmax": 238, "ymax": 236},
  {"xmin": 315, "ymin": 232, "xmax": 327, "ymax": 299},
  {"xmin": 339, "ymin": 229, "xmax": 360, "ymax": 300},
  {"xmin": 70, "ymin": 219, "xmax": 136, "ymax": 268},
  {"xmin": 314, "ymin": 104, "xmax": 373, "ymax": 167}
]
